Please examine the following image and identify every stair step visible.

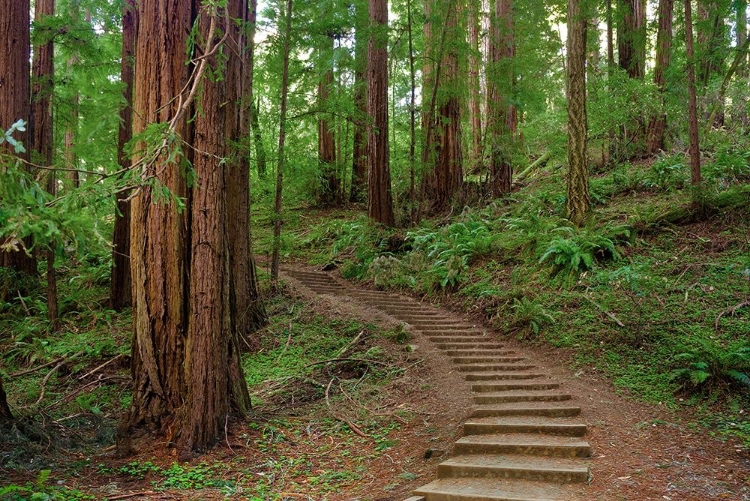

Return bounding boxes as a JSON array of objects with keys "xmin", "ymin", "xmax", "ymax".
[
  {"xmin": 413, "ymin": 478, "xmax": 581, "ymax": 501},
  {"xmin": 472, "ymin": 403, "xmax": 581, "ymax": 419},
  {"xmin": 463, "ymin": 417, "xmax": 587, "ymax": 437},
  {"xmin": 463, "ymin": 372, "xmax": 546, "ymax": 382},
  {"xmin": 428, "ymin": 335, "xmax": 489, "ymax": 341},
  {"xmin": 456, "ymin": 364, "xmax": 537, "ymax": 372},
  {"xmin": 415, "ymin": 324, "xmax": 477, "ymax": 330},
  {"xmin": 446, "ymin": 350, "xmax": 517, "ymax": 357},
  {"xmin": 437, "ymin": 454, "xmax": 589, "ymax": 483},
  {"xmin": 472, "ymin": 382, "xmax": 560, "ymax": 392},
  {"xmin": 473, "ymin": 392, "xmax": 572, "ymax": 405},
  {"xmin": 454, "ymin": 356, "xmax": 528, "ymax": 364},
  {"xmin": 453, "ymin": 434, "xmax": 590, "ymax": 458}
]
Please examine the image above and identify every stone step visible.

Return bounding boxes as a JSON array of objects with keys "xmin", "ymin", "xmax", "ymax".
[
  {"xmin": 446, "ymin": 349, "xmax": 517, "ymax": 357},
  {"xmin": 473, "ymin": 392, "xmax": 572, "ymax": 405},
  {"xmin": 463, "ymin": 372, "xmax": 546, "ymax": 382},
  {"xmin": 413, "ymin": 478, "xmax": 581, "ymax": 501},
  {"xmin": 453, "ymin": 434, "xmax": 591, "ymax": 458},
  {"xmin": 456, "ymin": 364, "xmax": 537, "ymax": 372},
  {"xmin": 453, "ymin": 356, "xmax": 528, "ymax": 364},
  {"xmin": 437, "ymin": 454, "xmax": 589, "ymax": 483},
  {"xmin": 472, "ymin": 382, "xmax": 560, "ymax": 392},
  {"xmin": 436, "ymin": 343, "xmax": 509, "ymax": 351},
  {"xmin": 397, "ymin": 315, "xmax": 458, "ymax": 322},
  {"xmin": 427, "ymin": 333, "xmax": 488, "ymax": 339},
  {"xmin": 463, "ymin": 417, "xmax": 587, "ymax": 437},
  {"xmin": 415, "ymin": 324, "xmax": 478, "ymax": 331},
  {"xmin": 471, "ymin": 404, "xmax": 582, "ymax": 419}
]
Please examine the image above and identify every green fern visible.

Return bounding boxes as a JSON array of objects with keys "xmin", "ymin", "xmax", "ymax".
[{"xmin": 670, "ymin": 339, "xmax": 750, "ymax": 393}]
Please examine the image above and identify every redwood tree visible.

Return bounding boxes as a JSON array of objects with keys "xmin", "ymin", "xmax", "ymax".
[
  {"xmin": 467, "ymin": 0, "xmax": 483, "ymax": 173},
  {"xmin": 111, "ymin": 0, "xmax": 136, "ymax": 311},
  {"xmin": 121, "ymin": 0, "xmax": 251, "ymax": 453},
  {"xmin": 566, "ymin": 0, "xmax": 590, "ymax": 226},
  {"xmin": 617, "ymin": 0, "xmax": 646, "ymax": 79},
  {"xmin": 317, "ymin": 32, "xmax": 339, "ymax": 206},
  {"xmin": 685, "ymin": 0, "xmax": 701, "ymax": 185},
  {"xmin": 646, "ymin": 0, "xmax": 674, "ymax": 155},
  {"xmin": 0, "ymin": 0, "xmax": 37, "ymax": 282},
  {"xmin": 367, "ymin": 0, "xmax": 395, "ymax": 226},
  {"xmin": 350, "ymin": 0, "xmax": 369, "ymax": 203}
]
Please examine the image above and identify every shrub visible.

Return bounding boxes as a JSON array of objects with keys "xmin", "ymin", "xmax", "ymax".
[{"xmin": 670, "ymin": 339, "xmax": 750, "ymax": 394}]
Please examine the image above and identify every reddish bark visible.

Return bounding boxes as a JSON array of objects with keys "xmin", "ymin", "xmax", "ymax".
[
  {"xmin": 646, "ymin": 0, "xmax": 674, "ymax": 155},
  {"xmin": 685, "ymin": 0, "xmax": 702, "ymax": 185}
]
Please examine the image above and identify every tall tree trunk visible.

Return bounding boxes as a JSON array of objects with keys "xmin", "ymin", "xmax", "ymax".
[
  {"xmin": 566, "ymin": 0, "xmax": 590, "ymax": 226},
  {"xmin": 31, "ymin": 0, "xmax": 59, "ymax": 330},
  {"xmin": 421, "ymin": 0, "xmax": 463, "ymax": 213},
  {"xmin": 351, "ymin": 0, "xmax": 368, "ymax": 203},
  {"xmin": 122, "ymin": 0, "xmax": 250, "ymax": 454},
  {"xmin": 646, "ymin": 0, "xmax": 674, "ymax": 155},
  {"xmin": 488, "ymin": 0, "xmax": 516, "ymax": 196},
  {"xmin": 467, "ymin": 0, "xmax": 483, "ymax": 173},
  {"xmin": 617, "ymin": 0, "xmax": 646, "ymax": 79},
  {"xmin": 0, "ymin": 377, "xmax": 12, "ymax": 422},
  {"xmin": 367, "ymin": 0, "xmax": 395, "ymax": 226},
  {"xmin": 0, "ymin": 0, "xmax": 37, "ymax": 285},
  {"xmin": 111, "ymin": 0, "xmax": 137, "ymax": 311},
  {"xmin": 685, "ymin": 0, "xmax": 702, "ymax": 185},
  {"xmin": 318, "ymin": 33, "xmax": 339, "ymax": 206},
  {"xmin": 228, "ymin": 0, "xmax": 267, "ymax": 345},
  {"xmin": 737, "ymin": 0, "xmax": 748, "ymax": 127},
  {"xmin": 606, "ymin": 0, "xmax": 614, "ymax": 69},
  {"xmin": 250, "ymin": 100, "xmax": 267, "ymax": 177},
  {"xmin": 407, "ymin": 0, "xmax": 418, "ymax": 225},
  {"xmin": 271, "ymin": 0, "xmax": 294, "ymax": 287}
]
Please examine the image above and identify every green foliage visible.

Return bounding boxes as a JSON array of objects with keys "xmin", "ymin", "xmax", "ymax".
[
  {"xmin": 0, "ymin": 471, "xmax": 94, "ymax": 501},
  {"xmin": 671, "ymin": 339, "xmax": 750, "ymax": 393},
  {"xmin": 510, "ymin": 297, "xmax": 555, "ymax": 338},
  {"xmin": 643, "ymin": 155, "xmax": 689, "ymax": 191}
]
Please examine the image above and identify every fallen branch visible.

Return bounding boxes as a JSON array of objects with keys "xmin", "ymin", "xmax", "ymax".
[
  {"xmin": 325, "ymin": 379, "xmax": 369, "ymax": 439},
  {"xmin": 44, "ymin": 375, "xmax": 128, "ymax": 412},
  {"xmin": 336, "ymin": 330, "xmax": 365, "ymax": 358},
  {"xmin": 715, "ymin": 300, "xmax": 749, "ymax": 330},
  {"xmin": 108, "ymin": 492, "xmax": 156, "ymax": 501},
  {"xmin": 10, "ymin": 355, "xmax": 68, "ymax": 377},
  {"xmin": 303, "ymin": 357, "xmax": 387, "ymax": 370},
  {"xmin": 338, "ymin": 382, "xmax": 407, "ymax": 425},
  {"xmin": 20, "ymin": 353, "xmax": 83, "ymax": 408},
  {"xmin": 585, "ymin": 297, "xmax": 625, "ymax": 328},
  {"xmin": 78, "ymin": 354, "xmax": 123, "ymax": 380},
  {"xmin": 515, "ymin": 151, "xmax": 551, "ymax": 183}
]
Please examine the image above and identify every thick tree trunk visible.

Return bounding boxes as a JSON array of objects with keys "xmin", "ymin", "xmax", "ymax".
[
  {"xmin": 318, "ymin": 34, "xmax": 339, "ymax": 206},
  {"xmin": 350, "ymin": 0, "xmax": 369, "ymax": 203},
  {"xmin": 271, "ymin": 0, "xmax": 294, "ymax": 286},
  {"xmin": 566, "ymin": 0, "xmax": 590, "ymax": 226},
  {"xmin": 467, "ymin": 0, "xmax": 483, "ymax": 173},
  {"xmin": 488, "ymin": 0, "xmax": 516, "ymax": 197},
  {"xmin": 123, "ymin": 0, "xmax": 250, "ymax": 454},
  {"xmin": 646, "ymin": 0, "xmax": 673, "ymax": 155},
  {"xmin": 111, "ymin": 0, "xmax": 136, "ymax": 312},
  {"xmin": 31, "ymin": 0, "xmax": 59, "ymax": 330},
  {"xmin": 617, "ymin": 0, "xmax": 646, "ymax": 79},
  {"xmin": 685, "ymin": 0, "xmax": 702, "ymax": 185},
  {"xmin": 367, "ymin": 0, "xmax": 395, "ymax": 226},
  {"xmin": 0, "ymin": 377, "xmax": 12, "ymax": 422},
  {"xmin": 421, "ymin": 0, "xmax": 463, "ymax": 213},
  {"xmin": 0, "ymin": 0, "xmax": 37, "ymax": 283}
]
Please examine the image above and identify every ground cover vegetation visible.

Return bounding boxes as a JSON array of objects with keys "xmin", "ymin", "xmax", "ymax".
[{"xmin": 1, "ymin": 0, "xmax": 748, "ymax": 497}]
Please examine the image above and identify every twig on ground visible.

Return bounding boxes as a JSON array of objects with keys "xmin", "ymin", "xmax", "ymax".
[
  {"xmin": 21, "ymin": 354, "xmax": 83, "ymax": 408},
  {"xmin": 10, "ymin": 354, "xmax": 69, "ymax": 377},
  {"xmin": 225, "ymin": 414, "xmax": 234, "ymax": 454},
  {"xmin": 44, "ymin": 375, "xmax": 128, "ymax": 412},
  {"xmin": 714, "ymin": 300, "xmax": 749, "ymax": 330},
  {"xmin": 584, "ymin": 297, "xmax": 625, "ymax": 328},
  {"xmin": 78, "ymin": 354, "xmax": 123, "ymax": 380},
  {"xmin": 16, "ymin": 292, "xmax": 30, "ymax": 316},
  {"xmin": 303, "ymin": 358, "xmax": 387, "ymax": 370},
  {"xmin": 338, "ymin": 382, "xmax": 407, "ymax": 425},
  {"xmin": 108, "ymin": 492, "xmax": 155, "ymax": 501},
  {"xmin": 325, "ymin": 378, "xmax": 369, "ymax": 439},
  {"xmin": 276, "ymin": 327, "xmax": 293, "ymax": 362},
  {"xmin": 336, "ymin": 330, "xmax": 365, "ymax": 358}
]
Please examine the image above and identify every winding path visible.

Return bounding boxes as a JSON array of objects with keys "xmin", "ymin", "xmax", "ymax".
[{"xmin": 282, "ymin": 267, "xmax": 592, "ymax": 501}]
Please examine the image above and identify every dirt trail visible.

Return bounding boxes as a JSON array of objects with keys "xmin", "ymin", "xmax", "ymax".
[{"xmin": 281, "ymin": 265, "xmax": 749, "ymax": 501}]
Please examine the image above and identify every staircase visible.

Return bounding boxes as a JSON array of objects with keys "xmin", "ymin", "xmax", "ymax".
[{"xmin": 283, "ymin": 269, "xmax": 591, "ymax": 501}]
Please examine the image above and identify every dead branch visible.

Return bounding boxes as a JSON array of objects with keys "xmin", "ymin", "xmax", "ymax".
[
  {"xmin": 303, "ymin": 358, "xmax": 387, "ymax": 370},
  {"xmin": 78, "ymin": 354, "xmax": 123, "ymax": 380},
  {"xmin": 44, "ymin": 375, "xmax": 128, "ymax": 412},
  {"xmin": 715, "ymin": 300, "xmax": 749, "ymax": 330},
  {"xmin": 10, "ymin": 355, "xmax": 68, "ymax": 377},
  {"xmin": 107, "ymin": 492, "xmax": 156, "ymax": 501},
  {"xmin": 335, "ymin": 330, "xmax": 365, "ymax": 358},
  {"xmin": 585, "ymin": 297, "xmax": 625, "ymax": 328},
  {"xmin": 325, "ymin": 379, "xmax": 369, "ymax": 439},
  {"xmin": 338, "ymin": 382, "xmax": 407, "ymax": 425}
]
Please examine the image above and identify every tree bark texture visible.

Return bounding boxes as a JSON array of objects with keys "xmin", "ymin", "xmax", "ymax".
[
  {"xmin": 271, "ymin": 0, "xmax": 294, "ymax": 285},
  {"xmin": 31, "ymin": 0, "xmax": 59, "ymax": 330},
  {"xmin": 737, "ymin": 0, "xmax": 748, "ymax": 127},
  {"xmin": 124, "ymin": 0, "xmax": 250, "ymax": 453},
  {"xmin": 318, "ymin": 34, "xmax": 339, "ymax": 206},
  {"xmin": 566, "ymin": 0, "xmax": 590, "ymax": 226},
  {"xmin": 250, "ymin": 101, "xmax": 267, "ymax": 177},
  {"xmin": 685, "ymin": 0, "xmax": 702, "ymax": 185},
  {"xmin": 488, "ymin": 0, "xmax": 516, "ymax": 196},
  {"xmin": 367, "ymin": 0, "xmax": 395, "ymax": 226},
  {"xmin": 617, "ymin": 0, "xmax": 646, "ymax": 79},
  {"xmin": 467, "ymin": 0, "xmax": 483, "ymax": 174},
  {"xmin": 421, "ymin": 0, "xmax": 463, "ymax": 213},
  {"xmin": 0, "ymin": 0, "xmax": 37, "ymax": 279},
  {"xmin": 111, "ymin": 0, "xmax": 136, "ymax": 311},
  {"xmin": 0, "ymin": 377, "xmax": 12, "ymax": 422},
  {"xmin": 350, "ymin": 0, "xmax": 369, "ymax": 203},
  {"xmin": 646, "ymin": 0, "xmax": 673, "ymax": 155}
]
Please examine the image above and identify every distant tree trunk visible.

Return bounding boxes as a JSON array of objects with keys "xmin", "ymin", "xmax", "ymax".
[
  {"xmin": 0, "ymin": 377, "xmax": 12, "ymax": 422},
  {"xmin": 111, "ymin": 0, "xmax": 136, "ymax": 312},
  {"xmin": 467, "ymin": 0, "xmax": 483, "ymax": 173},
  {"xmin": 318, "ymin": 34, "xmax": 339, "ymax": 206},
  {"xmin": 617, "ymin": 0, "xmax": 646, "ymax": 79},
  {"xmin": 646, "ymin": 0, "xmax": 673, "ymax": 155},
  {"xmin": 488, "ymin": 0, "xmax": 516, "ymax": 196},
  {"xmin": 350, "ymin": 0, "xmax": 368, "ymax": 203},
  {"xmin": 250, "ymin": 101, "xmax": 267, "ymax": 177},
  {"xmin": 0, "ymin": 0, "xmax": 37, "ymax": 284},
  {"xmin": 228, "ymin": 0, "xmax": 267, "ymax": 344},
  {"xmin": 606, "ymin": 0, "xmax": 614, "ymax": 69},
  {"xmin": 367, "ymin": 0, "xmax": 395, "ymax": 226},
  {"xmin": 685, "ymin": 0, "xmax": 701, "ymax": 185},
  {"xmin": 122, "ymin": 0, "xmax": 250, "ymax": 454},
  {"xmin": 407, "ymin": 0, "xmax": 418, "ymax": 225},
  {"xmin": 737, "ymin": 0, "xmax": 748, "ymax": 127},
  {"xmin": 566, "ymin": 0, "xmax": 590, "ymax": 226},
  {"xmin": 271, "ymin": 0, "xmax": 294, "ymax": 286},
  {"xmin": 31, "ymin": 0, "xmax": 59, "ymax": 330},
  {"xmin": 421, "ymin": 0, "xmax": 463, "ymax": 213},
  {"xmin": 64, "ymin": 2, "xmax": 86, "ymax": 188}
]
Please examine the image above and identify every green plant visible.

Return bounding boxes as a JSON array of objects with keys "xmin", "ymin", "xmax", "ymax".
[
  {"xmin": 670, "ymin": 339, "xmax": 750, "ymax": 393},
  {"xmin": 539, "ymin": 224, "xmax": 631, "ymax": 280},
  {"xmin": 0, "ymin": 470, "xmax": 94, "ymax": 501},
  {"xmin": 643, "ymin": 155, "xmax": 688, "ymax": 191},
  {"xmin": 510, "ymin": 297, "xmax": 555, "ymax": 337}
]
